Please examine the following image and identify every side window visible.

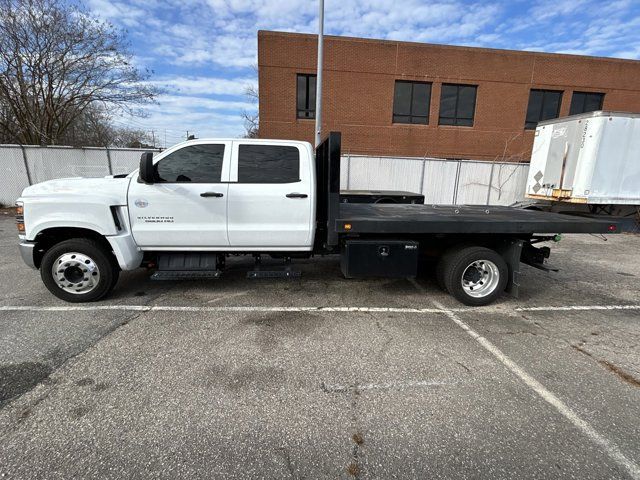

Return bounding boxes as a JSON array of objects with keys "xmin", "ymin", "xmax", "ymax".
[
  {"xmin": 525, "ymin": 89, "xmax": 562, "ymax": 129},
  {"xmin": 393, "ymin": 80, "xmax": 431, "ymax": 124},
  {"xmin": 439, "ymin": 84, "xmax": 477, "ymax": 127},
  {"xmin": 154, "ymin": 144, "xmax": 225, "ymax": 183},
  {"xmin": 569, "ymin": 91, "xmax": 604, "ymax": 116},
  {"xmin": 238, "ymin": 145, "xmax": 300, "ymax": 183},
  {"xmin": 297, "ymin": 74, "xmax": 316, "ymax": 119}
]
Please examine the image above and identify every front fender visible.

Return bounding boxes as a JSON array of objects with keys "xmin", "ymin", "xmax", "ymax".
[
  {"xmin": 23, "ymin": 200, "xmax": 143, "ymax": 271},
  {"xmin": 24, "ymin": 199, "xmax": 119, "ymax": 240}
]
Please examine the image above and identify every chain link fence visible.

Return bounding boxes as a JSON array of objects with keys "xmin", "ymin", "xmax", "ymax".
[
  {"xmin": 0, "ymin": 145, "xmax": 528, "ymax": 206},
  {"xmin": 0, "ymin": 145, "xmax": 160, "ymax": 205}
]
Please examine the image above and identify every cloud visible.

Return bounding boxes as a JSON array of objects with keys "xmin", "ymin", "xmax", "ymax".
[
  {"xmin": 84, "ymin": 0, "xmax": 148, "ymax": 27},
  {"xmin": 528, "ymin": 0, "xmax": 590, "ymax": 22},
  {"xmin": 149, "ymin": 76, "xmax": 256, "ymax": 96},
  {"xmin": 156, "ymin": 94, "xmax": 254, "ymax": 113}
]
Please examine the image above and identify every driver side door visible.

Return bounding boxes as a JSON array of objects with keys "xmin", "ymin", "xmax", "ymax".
[{"xmin": 128, "ymin": 141, "xmax": 231, "ymax": 248}]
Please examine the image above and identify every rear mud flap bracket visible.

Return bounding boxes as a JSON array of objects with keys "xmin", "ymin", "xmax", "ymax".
[{"xmin": 497, "ymin": 239, "xmax": 523, "ymax": 298}]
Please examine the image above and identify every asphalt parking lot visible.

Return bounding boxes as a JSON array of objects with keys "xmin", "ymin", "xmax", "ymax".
[{"xmin": 0, "ymin": 214, "xmax": 639, "ymax": 479}]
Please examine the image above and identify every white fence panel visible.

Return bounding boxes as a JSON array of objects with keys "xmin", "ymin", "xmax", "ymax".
[
  {"xmin": 109, "ymin": 149, "xmax": 147, "ymax": 175},
  {"xmin": 422, "ymin": 160, "xmax": 459, "ymax": 204},
  {"xmin": 340, "ymin": 156, "xmax": 349, "ymax": 189},
  {"xmin": 345, "ymin": 155, "xmax": 424, "ymax": 193},
  {"xmin": 84, "ymin": 149, "xmax": 111, "ymax": 174},
  {"xmin": 488, "ymin": 162, "xmax": 529, "ymax": 205},
  {"xmin": 457, "ymin": 161, "xmax": 495, "ymax": 205},
  {"xmin": 25, "ymin": 147, "xmax": 110, "ymax": 184},
  {"xmin": 0, "ymin": 146, "xmax": 31, "ymax": 205}
]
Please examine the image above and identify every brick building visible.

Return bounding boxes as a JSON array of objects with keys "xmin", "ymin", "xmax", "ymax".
[{"xmin": 257, "ymin": 30, "xmax": 640, "ymax": 161}]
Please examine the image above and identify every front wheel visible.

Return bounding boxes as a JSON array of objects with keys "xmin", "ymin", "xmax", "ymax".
[
  {"xmin": 40, "ymin": 238, "xmax": 119, "ymax": 303},
  {"xmin": 437, "ymin": 246, "xmax": 508, "ymax": 306}
]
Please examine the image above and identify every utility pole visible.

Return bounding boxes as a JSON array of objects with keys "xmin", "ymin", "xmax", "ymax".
[{"xmin": 314, "ymin": 0, "xmax": 324, "ymax": 147}]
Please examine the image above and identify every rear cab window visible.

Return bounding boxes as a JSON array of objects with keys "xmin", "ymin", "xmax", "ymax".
[{"xmin": 237, "ymin": 145, "xmax": 300, "ymax": 183}]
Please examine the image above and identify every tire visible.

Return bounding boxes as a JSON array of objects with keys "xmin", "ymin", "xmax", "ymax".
[
  {"xmin": 439, "ymin": 246, "xmax": 508, "ymax": 306},
  {"xmin": 435, "ymin": 243, "xmax": 473, "ymax": 292},
  {"xmin": 40, "ymin": 238, "xmax": 119, "ymax": 303}
]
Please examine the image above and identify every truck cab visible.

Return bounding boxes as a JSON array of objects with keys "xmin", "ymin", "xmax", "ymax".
[{"xmin": 127, "ymin": 138, "xmax": 316, "ymax": 251}]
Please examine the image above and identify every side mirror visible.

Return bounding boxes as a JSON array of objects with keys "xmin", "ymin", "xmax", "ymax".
[{"xmin": 139, "ymin": 152, "xmax": 155, "ymax": 184}]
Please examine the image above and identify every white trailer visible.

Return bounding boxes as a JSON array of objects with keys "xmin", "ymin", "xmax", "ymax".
[{"xmin": 526, "ymin": 111, "xmax": 640, "ymax": 206}]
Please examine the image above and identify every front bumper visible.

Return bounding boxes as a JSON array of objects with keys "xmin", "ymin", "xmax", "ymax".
[{"xmin": 19, "ymin": 241, "xmax": 37, "ymax": 269}]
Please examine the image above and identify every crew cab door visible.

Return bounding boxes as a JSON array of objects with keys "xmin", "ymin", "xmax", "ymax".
[
  {"xmin": 227, "ymin": 142, "xmax": 314, "ymax": 248},
  {"xmin": 128, "ymin": 141, "xmax": 231, "ymax": 247}
]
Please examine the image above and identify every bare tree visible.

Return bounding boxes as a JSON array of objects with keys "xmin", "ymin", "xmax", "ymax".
[
  {"xmin": 241, "ymin": 65, "xmax": 259, "ymax": 138},
  {"xmin": 241, "ymin": 110, "xmax": 259, "ymax": 138},
  {"xmin": 0, "ymin": 0, "xmax": 158, "ymax": 145},
  {"xmin": 57, "ymin": 104, "xmax": 153, "ymax": 147},
  {"xmin": 61, "ymin": 104, "xmax": 116, "ymax": 146},
  {"xmin": 111, "ymin": 127, "xmax": 154, "ymax": 148}
]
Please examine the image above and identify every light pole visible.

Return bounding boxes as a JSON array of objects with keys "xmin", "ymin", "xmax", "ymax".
[{"xmin": 314, "ymin": 0, "xmax": 324, "ymax": 147}]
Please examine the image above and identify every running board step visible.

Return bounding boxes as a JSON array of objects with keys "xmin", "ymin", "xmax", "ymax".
[
  {"xmin": 151, "ymin": 270, "xmax": 222, "ymax": 281},
  {"xmin": 247, "ymin": 269, "xmax": 301, "ymax": 279}
]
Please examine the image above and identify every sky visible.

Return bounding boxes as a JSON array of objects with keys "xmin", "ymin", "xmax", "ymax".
[{"xmin": 84, "ymin": 0, "xmax": 640, "ymax": 146}]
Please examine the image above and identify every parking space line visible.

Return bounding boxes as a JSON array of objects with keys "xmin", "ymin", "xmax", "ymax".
[
  {"xmin": 432, "ymin": 300, "xmax": 640, "ymax": 480},
  {"xmin": 516, "ymin": 305, "xmax": 640, "ymax": 312},
  {"xmin": 0, "ymin": 304, "xmax": 639, "ymax": 314},
  {"xmin": 0, "ymin": 305, "xmax": 448, "ymax": 313}
]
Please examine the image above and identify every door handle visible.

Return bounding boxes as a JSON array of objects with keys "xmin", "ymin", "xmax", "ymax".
[
  {"xmin": 200, "ymin": 192, "xmax": 224, "ymax": 197},
  {"xmin": 286, "ymin": 193, "xmax": 308, "ymax": 198}
]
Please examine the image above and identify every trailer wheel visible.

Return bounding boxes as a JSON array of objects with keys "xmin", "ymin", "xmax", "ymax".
[
  {"xmin": 40, "ymin": 238, "xmax": 119, "ymax": 303},
  {"xmin": 439, "ymin": 246, "xmax": 507, "ymax": 306}
]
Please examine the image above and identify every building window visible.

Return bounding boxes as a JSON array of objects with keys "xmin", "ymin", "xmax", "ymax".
[
  {"xmin": 392, "ymin": 81, "xmax": 431, "ymax": 124},
  {"xmin": 569, "ymin": 91, "xmax": 604, "ymax": 116},
  {"xmin": 297, "ymin": 74, "xmax": 316, "ymax": 119},
  {"xmin": 238, "ymin": 145, "xmax": 300, "ymax": 183},
  {"xmin": 525, "ymin": 89, "xmax": 563, "ymax": 129},
  {"xmin": 439, "ymin": 84, "xmax": 477, "ymax": 127}
]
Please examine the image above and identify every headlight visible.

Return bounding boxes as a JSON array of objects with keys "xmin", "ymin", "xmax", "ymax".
[{"xmin": 15, "ymin": 202, "xmax": 25, "ymax": 233}]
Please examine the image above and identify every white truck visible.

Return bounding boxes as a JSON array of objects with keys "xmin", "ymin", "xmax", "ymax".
[{"xmin": 16, "ymin": 133, "xmax": 618, "ymax": 306}]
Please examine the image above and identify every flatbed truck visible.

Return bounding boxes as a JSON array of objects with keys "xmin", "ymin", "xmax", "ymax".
[{"xmin": 16, "ymin": 132, "xmax": 619, "ymax": 306}]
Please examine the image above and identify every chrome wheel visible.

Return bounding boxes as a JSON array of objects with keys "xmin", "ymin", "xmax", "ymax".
[
  {"xmin": 461, "ymin": 259, "xmax": 500, "ymax": 298},
  {"xmin": 51, "ymin": 252, "xmax": 101, "ymax": 295}
]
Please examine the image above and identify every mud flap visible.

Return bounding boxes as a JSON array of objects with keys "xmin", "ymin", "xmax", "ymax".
[{"xmin": 496, "ymin": 239, "xmax": 523, "ymax": 298}]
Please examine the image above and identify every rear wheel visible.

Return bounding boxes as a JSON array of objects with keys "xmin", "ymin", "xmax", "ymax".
[
  {"xmin": 40, "ymin": 238, "xmax": 119, "ymax": 303},
  {"xmin": 438, "ymin": 246, "xmax": 507, "ymax": 306}
]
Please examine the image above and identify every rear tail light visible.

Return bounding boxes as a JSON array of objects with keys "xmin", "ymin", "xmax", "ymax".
[{"xmin": 608, "ymin": 224, "xmax": 617, "ymax": 232}]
